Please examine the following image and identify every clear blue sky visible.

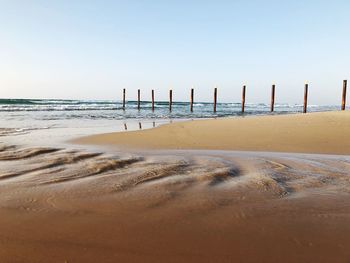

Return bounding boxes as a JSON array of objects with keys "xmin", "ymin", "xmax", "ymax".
[{"xmin": 0, "ymin": 0, "xmax": 349, "ymax": 104}]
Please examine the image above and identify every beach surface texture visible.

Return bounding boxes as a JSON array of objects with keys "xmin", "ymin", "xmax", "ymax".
[{"xmin": 1, "ymin": 111, "xmax": 350, "ymax": 263}]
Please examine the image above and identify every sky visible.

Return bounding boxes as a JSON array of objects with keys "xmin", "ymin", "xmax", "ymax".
[{"xmin": 0, "ymin": 0, "xmax": 349, "ymax": 105}]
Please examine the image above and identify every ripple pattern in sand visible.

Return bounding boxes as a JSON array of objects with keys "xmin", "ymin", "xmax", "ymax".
[{"xmin": 0, "ymin": 144, "xmax": 349, "ymax": 213}]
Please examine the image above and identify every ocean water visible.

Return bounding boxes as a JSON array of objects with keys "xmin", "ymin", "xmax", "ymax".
[
  {"xmin": 0, "ymin": 98, "xmax": 341, "ymax": 117},
  {"xmin": 0, "ymin": 98, "xmax": 341, "ymax": 146}
]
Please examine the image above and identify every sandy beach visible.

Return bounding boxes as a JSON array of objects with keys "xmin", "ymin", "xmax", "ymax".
[
  {"xmin": 2, "ymin": 1, "xmax": 349, "ymax": 261},
  {"xmin": 1, "ymin": 111, "xmax": 350, "ymax": 262},
  {"xmin": 75, "ymin": 111, "xmax": 350, "ymax": 155}
]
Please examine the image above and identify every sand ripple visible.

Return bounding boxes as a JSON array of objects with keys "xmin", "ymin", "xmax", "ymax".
[
  {"xmin": 0, "ymin": 144, "xmax": 350, "ymax": 262},
  {"xmin": 0, "ymin": 144, "xmax": 349, "ymax": 203}
]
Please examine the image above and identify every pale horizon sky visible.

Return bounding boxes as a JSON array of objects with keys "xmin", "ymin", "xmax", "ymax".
[{"xmin": 0, "ymin": 0, "xmax": 349, "ymax": 105}]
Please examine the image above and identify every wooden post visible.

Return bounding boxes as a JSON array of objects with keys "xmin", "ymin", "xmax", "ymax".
[
  {"xmin": 151, "ymin": 89, "xmax": 155, "ymax": 112},
  {"xmin": 342, "ymin": 80, "xmax": 347, "ymax": 110},
  {"xmin": 190, "ymin": 88, "xmax": 194, "ymax": 112},
  {"xmin": 242, "ymin": 85, "xmax": 246, "ymax": 113},
  {"xmin": 303, "ymin": 83, "xmax": 308, "ymax": 113},
  {"xmin": 137, "ymin": 89, "xmax": 140, "ymax": 110},
  {"xmin": 271, "ymin": 84, "xmax": 275, "ymax": 112},
  {"xmin": 122, "ymin": 88, "xmax": 126, "ymax": 110},
  {"xmin": 213, "ymin": 87, "xmax": 217, "ymax": 113},
  {"xmin": 169, "ymin": 89, "xmax": 173, "ymax": 112}
]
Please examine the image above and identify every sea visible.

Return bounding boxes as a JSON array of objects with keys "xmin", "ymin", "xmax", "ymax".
[{"xmin": 0, "ymin": 98, "xmax": 341, "ymax": 147}]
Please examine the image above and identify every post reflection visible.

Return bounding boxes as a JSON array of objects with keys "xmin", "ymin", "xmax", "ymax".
[{"xmin": 122, "ymin": 120, "xmax": 175, "ymax": 132}]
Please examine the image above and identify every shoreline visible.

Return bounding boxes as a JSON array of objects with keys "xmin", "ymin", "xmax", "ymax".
[{"xmin": 74, "ymin": 111, "xmax": 350, "ymax": 155}]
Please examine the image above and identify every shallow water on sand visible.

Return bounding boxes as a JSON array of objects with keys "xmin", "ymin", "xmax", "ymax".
[
  {"xmin": 0, "ymin": 118, "xmax": 179, "ymax": 148},
  {"xmin": 0, "ymin": 141, "xmax": 350, "ymax": 262},
  {"xmin": 1, "ymin": 143, "xmax": 349, "ymax": 199}
]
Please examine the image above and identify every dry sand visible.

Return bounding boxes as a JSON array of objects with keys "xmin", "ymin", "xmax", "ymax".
[{"xmin": 75, "ymin": 111, "xmax": 350, "ymax": 155}]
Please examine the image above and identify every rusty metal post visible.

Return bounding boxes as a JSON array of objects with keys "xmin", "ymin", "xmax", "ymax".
[
  {"xmin": 342, "ymin": 80, "xmax": 347, "ymax": 110},
  {"xmin": 137, "ymin": 89, "xmax": 140, "ymax": 110},
  {"xmin": 303, "ymin": 83, "xmax": 308, "ymax": 113},
  {"xmin": 214, "ymin": 87, "xmax": 217, "ymax": 113},
  {"xmin": 242, "ymin": 85, "xmax": 246, "ymax": 113},
  {"xmin": 122, "ymin": 88, "xmax": 126, "ymax": 110},
  {"xmin": 190, "ymin": 88, "xmax": 194, "ymax": 112},
  {"xmin": 271, "ymin": 84, "xmax": 275, "ymax": 112}
]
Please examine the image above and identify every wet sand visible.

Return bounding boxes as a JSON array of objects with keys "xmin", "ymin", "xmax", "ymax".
[
  {"xmin": 0, "ymin": 143, "xmax": 350, "ymax": 262},
  {"xmin": 75, "ymin": 111, "xmax": 350, "ymax": 155}
]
